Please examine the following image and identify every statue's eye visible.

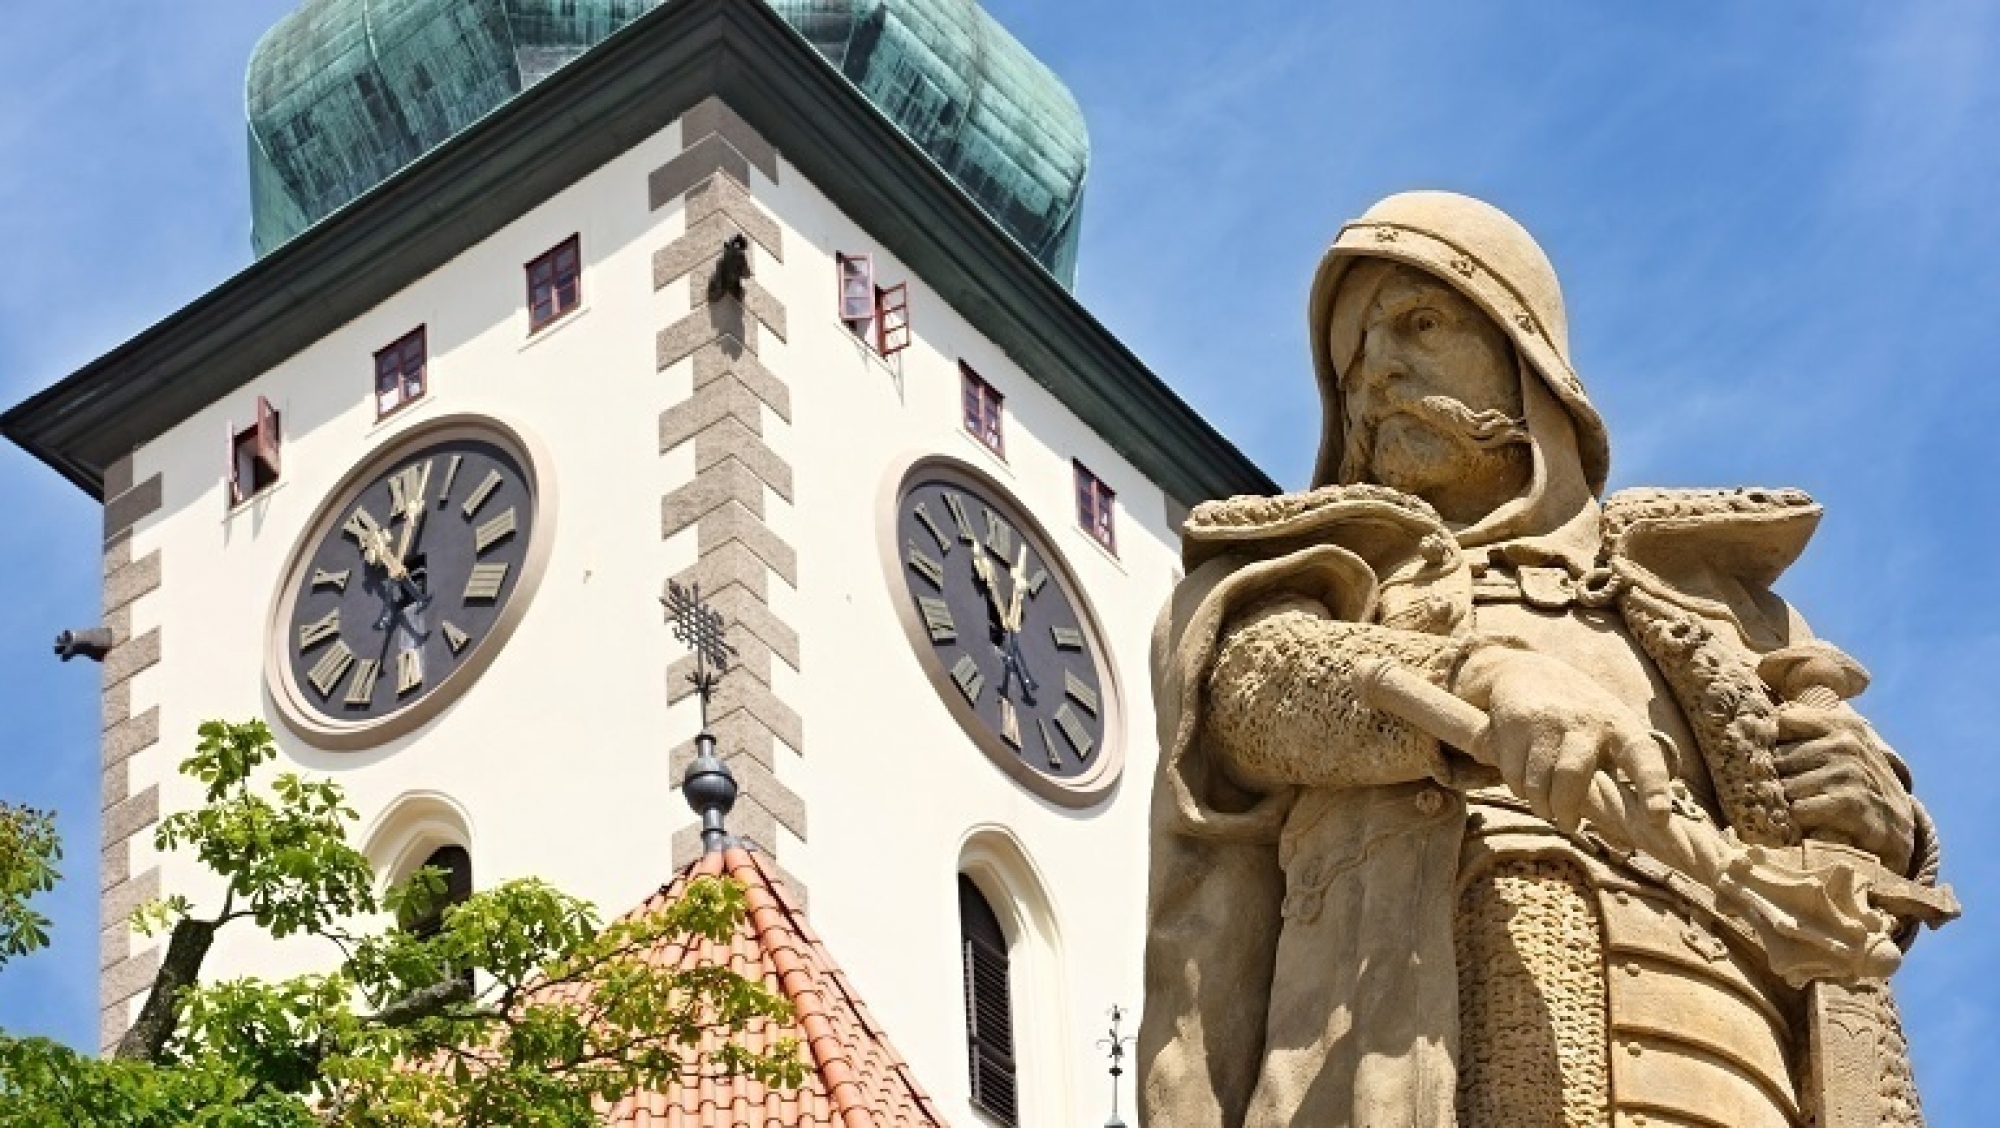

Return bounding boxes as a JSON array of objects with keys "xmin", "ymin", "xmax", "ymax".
[{"xmin": 1409, "ymin": 309, "xmax": 1443, "ymax": 335}]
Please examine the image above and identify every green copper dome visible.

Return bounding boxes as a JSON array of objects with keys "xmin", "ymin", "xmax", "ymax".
[{"xmin": 246, "ymin": 0, "xmax": 1089, "ymax": 284}]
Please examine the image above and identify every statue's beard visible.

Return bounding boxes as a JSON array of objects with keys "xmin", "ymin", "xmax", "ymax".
[{"xmin": 1339, "ymin": 394, "xmax": 1532, "ymax": 503}]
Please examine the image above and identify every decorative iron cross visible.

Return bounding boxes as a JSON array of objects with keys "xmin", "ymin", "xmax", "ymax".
[{"xmin": 662, "ymin": 580, "xmax": 735, "ymax": 725}]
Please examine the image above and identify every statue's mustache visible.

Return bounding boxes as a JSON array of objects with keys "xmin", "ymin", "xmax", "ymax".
[{"xmin": 1370, "ymin": 394, "xmax": 1530, "ymax": 450}]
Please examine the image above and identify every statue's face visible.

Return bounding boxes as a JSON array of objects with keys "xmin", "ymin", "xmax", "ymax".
[{"xmin": 1336, "ymin": 264, "xmax": 1531, "ymax": 523}]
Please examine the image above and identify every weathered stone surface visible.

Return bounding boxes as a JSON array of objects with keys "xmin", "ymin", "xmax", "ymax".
[
  {"xmin": 697, "ymin": 502, "xmax": 798, "ymax": 588},
  {"xmin": 102, "ymin": 679, "xmax": 131, "ymax": 731},
  {"xmin": 101, "ymin": 838, "xmax": 130, "ymax": 893},
  {"xmin": 648, "ymin": 133, "xmax": 750, "ymax": 208},
  {"xmin": 101, "ymin": 868, "xmax": 160, "ymax": 939},
  {"xmin": 656, "ymin": 299, "xmax": 756, "ymax": 370},
  {"xmin": 104, "ymin": 707, "xmax": 159, "ymax": 768},
  {"xmin": 659, "ymin": 375, "xmax": 768, "ymax": 451},
  {"xmin": 103, "ymin": 784, "xmax": 159, "ymax": 843},
  {"xmin": 102, "ymin": 629, "xmax": 162, "ymax": 688},
  {"xmin": 686, "ymin": 173, "xmax": 782, "ymax": 260},
  {"xmin": 102, "ymin": 456, "xmax": 136, "ymax": 502},
  {"xmin": 694, "ymin": 416, "xmax": 792, "ymax": 501},
  {"xmin": 668, "ymin": 539, "xmax": 772, "ymax": 606},
  {"xmin": 685, "ymin": 260, "xmax": 787, "ymax": 342},
  {"xmin": 703, "ymin": 583, "xmax": 800, "ymax": 672},
  {"xmin": 692, "ymin": 344, "xmax": 790, "ymax": 421},
  {"xmin": 1144, "ymin": 192, "xmax": 1944, "ymax": 1128},
  {"xmin": 100, "ymin": 948, "xmax": 160, "ymax": 1010},
  {"xmin": 103, "ymin": 551, "xmax": 161, "ymax": 614},
  {"xmin": 660, "ymin": 458, "xmax": 768, "ymax": 537},
  {"xmin": 668, "ymin": 743, "xmax": 804, "ymax": 842},
  {"xmin": 681, "ymin": 97, "xmax": 779, "ymax": 183},
  {"xmin": 653, "ymin": 211, "xmax": 755, "ymax": 292},
  {"xmin": 103, "ymin": 475, "xmax": 162, "ymax": 543}
]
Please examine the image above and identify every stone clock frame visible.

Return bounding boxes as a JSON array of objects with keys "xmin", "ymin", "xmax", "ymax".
[
  {"xmin": 877, "ymin": 453, "xmax": 1125, "ymax": 808},
  {"xmin": 265, "ymin": 414, "xmax": 558, "ymax": 750}
]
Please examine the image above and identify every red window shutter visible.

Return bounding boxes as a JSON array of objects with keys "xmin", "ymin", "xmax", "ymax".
[
  {"xmin": 254, "ymin": 396, "xmax": 281, "ymax": 479},
  {"xmin": 837, "ymin": 253, "xmax": 875, "ymax": 322},
  {"xmin": 876, "ymin": 283, "xmax": 911, "ymax": 356}
]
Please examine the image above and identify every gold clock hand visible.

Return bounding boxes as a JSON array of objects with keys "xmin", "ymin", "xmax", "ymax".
[
  {"xmin": 971, "ymin": 548, "xmax": 1008, "ymax": 627},
  {"xmin": 1006, "ymin": 544, "xmax": 1029, "ymax": 632}
]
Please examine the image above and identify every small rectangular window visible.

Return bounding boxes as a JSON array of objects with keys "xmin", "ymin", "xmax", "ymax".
[
  {"xmin": 836, "ymin": 252, "xmax": 914, "ymax": 357},
  {"xmin": 961, "ymin": 363, "xmax": 1004, "ymax": 456},
  {"xmin": 1074, "ymin": 461, "xmax": 1116, "ymax": 555},
  {"xmin": 227, "ymin": 396, "xmax": 281, "ymax": 504},
  {"xmin": 526, "ymin": 235, "xmax": 582, "ymax": 332},
  {"xmin": 374, "ymin": 327, "xmax": 427, "ymax": 419}
]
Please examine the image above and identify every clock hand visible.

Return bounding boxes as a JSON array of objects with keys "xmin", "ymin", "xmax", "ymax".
[
  {"xmin": 971, "ymin": 549, "xmax": 1009, "ymax": 635},
  {"xmin": 1005, "ymin": 544, "xmax": 1029, "ymax": 633}
]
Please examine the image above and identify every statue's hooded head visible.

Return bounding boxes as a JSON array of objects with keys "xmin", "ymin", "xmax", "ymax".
[{"xmin": 1308, "ymin": 192, "xmax": 1610, "ymax": 551}]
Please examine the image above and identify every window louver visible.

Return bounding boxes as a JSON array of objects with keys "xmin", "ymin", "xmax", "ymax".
[{"xmin": 960, "ymin": 876, "xmax": 1017, "ymax": 1125}]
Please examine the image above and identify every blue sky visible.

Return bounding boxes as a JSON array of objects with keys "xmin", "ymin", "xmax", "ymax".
[{"xmin": 2, "ymin": 1, "xmax": 1996, "ymax": 1118}]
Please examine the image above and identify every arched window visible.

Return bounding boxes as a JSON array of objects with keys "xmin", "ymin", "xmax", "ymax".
[
  {"xmin": 960, "ymin": 874, "xmax": 1017, "ymax": 1125},
  {"xmin": 398, "ymin": 844, "xmax": 473, "ymax": 938}
]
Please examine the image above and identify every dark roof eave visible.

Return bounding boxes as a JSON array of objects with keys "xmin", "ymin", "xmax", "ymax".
[{"xmin": 1, "ymin": 0, "xmax": 1275, "ymax": 506}]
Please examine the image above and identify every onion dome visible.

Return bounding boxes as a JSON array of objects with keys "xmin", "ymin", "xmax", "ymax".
[{"xmin": 246, "ymin": 0, "xmax": 1090, "ymax": 285}]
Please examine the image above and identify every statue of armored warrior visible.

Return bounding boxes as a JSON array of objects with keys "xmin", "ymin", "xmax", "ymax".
[{"xmin": 1138, "ymin": 192, "xmax": 1957, "ymax": 1128}]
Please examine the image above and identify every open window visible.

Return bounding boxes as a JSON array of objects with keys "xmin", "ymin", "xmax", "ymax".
[
  {"xmin": 226, "ymin": 396, "xmax": 281, "ymax": 505},
  {"xmin": 960, "ymin": 875, "xmax": 1017, "ymax": 1126},
  {"xmin": 374, "ymin": 327, "xmax": 427, "ymax": 419},
  {"xmin": 836, "ymin": 252, "xmax": 913, "ymax": 357}
]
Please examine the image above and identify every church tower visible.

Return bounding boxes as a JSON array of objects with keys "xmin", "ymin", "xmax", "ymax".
[{"xmin": 2, "ymin": 2, "xmax": 1272, "ymax": 1122}]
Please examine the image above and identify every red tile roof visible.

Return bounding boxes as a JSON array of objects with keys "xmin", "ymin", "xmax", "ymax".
[{"xmin": 594, "ymin": 846, "xmax": 951, "ymax": 1128}]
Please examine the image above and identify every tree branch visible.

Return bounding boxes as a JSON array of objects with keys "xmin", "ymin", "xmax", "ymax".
[{"xmin": 114, "ymin": 915, "xmax": 218, "ymax": 1061}]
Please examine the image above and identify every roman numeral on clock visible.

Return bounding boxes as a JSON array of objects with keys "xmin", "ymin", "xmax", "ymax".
[
  {"xmin": 396, "ymin": 649, "xmax": 423, "ymax": 696},
  {"xmin": 474, "ymin": 507, "xmax": 517, "ymax": 554},
  {"xmin": 307, "ymin": 641, "xmax": 356, "ymax": 698},
  {"xmin": 1024, "ymin": 568, "xmax": 1048, "ymax": 598},
  {"xmin": 984, "ymin": 509, "xmax": 1013, "ymax": 559},
  {"xmin": 463, "ymin": 562, "xmax": 508, "ymax": 602},
  {"xmin": 907, "ymin": 543, "xmax": 946, "ymax": 590},
  {"xmin": 912, "ymin": 502, "xmax": 951, "ymax": 553},
  {"xmin": 943, "ymin": 491, "xmax": 976, "ymax": 543},
  {"xmin": 1054, "ymin": 702, "xmax": 1095, "ymax": 761},
  {"xmin": 1064, "ymin": 668, "xmax": 1099, "ymax": 716},
  {"xmin": 388, "ymin": 460, "xmax": 432, "ymax": 515},
  {"xmin": 461, "ymin": 469, "xmax": 503, "ymax": 518},
  {"xmin": 342, "ymin": 506, "xmax": 385, "ymax": 543},
  {"xmin": 1051, "ymin": 625, "xmax": 1084, "ymax": 651},
  {"xmin": 311, "ymin": 568, "xmax": 350, "ymax": 593},
  {"xmin": 438, "ymin": 454, "xmax": 463, "ymax": 508},
  {"xmin": 917, "ymin": 595, "xmax": 956, "ymax": 643},
  {"xmin": 442, "ymin": 621, "xmax": 471, "ymax": 655},
  {"xmin": 1037, "ymin": 718, "xmax": 1062, "ymax": 770},
  {"xmin": 298, "ymin": 608, "xmax": 341, "ymax": 651},
  {"xmin": 951, "ymin": 654, "xmax": 985, "ymax": 704},
  {"xmin": 345, "ymin": 659, "xmax": 381, "ymax": 706},
  {"xmin": 999, "ymin": 698, "xmax": 1022, "ymax": 748}
]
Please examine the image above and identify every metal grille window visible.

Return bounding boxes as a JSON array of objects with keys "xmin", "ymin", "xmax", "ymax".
[
  {"xmin": 1074, "ymin": 461, "xmax": 1116, "ymax": 555},
  {"xmin": 527, "ymin": 235, "xmax": 582, "ymax": 331},
  {"xmin": 374, "ymin": 328, "xmax": 428, "ymax": 418},
  {"xmin": 959, "ymin": 875, "xmax": 1017, "ymax": 1125},
  {"xmin": 961, "ymin": 364, "xmax": 1004, "ymax": 456}
]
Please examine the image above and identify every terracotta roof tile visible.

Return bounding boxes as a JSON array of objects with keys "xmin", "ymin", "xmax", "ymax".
[{"xmin": 588, "ymin": 846, "xmax": 951, "ymax": 1128}]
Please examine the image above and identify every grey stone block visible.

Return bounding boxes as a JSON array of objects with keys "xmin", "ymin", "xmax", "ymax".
[
  {"xmin": 104, "ymin": 708, "xmax": 160, "ymax": 769},
  {"xmin": 656, "ymin": 300, "xmax": 756, "ymax": 371},
  {"xmin": 102, "ymin": 629, "xmax": 162, "ymax": 688},
  {"xmin": 694, "ymin": 418, "xmax": 792, "ymax": 501},
  {"xmin": 681, "ymin": 97, "xmax": 779, "ymax": 183},
  {"xmin": 101, "ymin": 868, "xmax": 161, "ymax": 936},
  {"xmin": 103, "ymin": 475, "xmax": 162, "ymax": 543},
  {"xmin": 686, "ymin": 173, "xmax": 782, "ymax": 260},
  {"xmin": 668, "ymin": 539, "xmax": 773, "ymax": 607},
  {"xmin": 103, "ymin": 785, "xmax": 159, "ymax": 846},
  {"xmin": 103, "ymin": 551, "xmax": 161, "ymax": 615},
  {"xmin": 660, "ymin": 459, "xmax": 769, "ymax": 538},
  {"xmin": 648, "ymin": 133, "xmax": 751, "ymax": 209},
  {"xmin": 692, "ymin": 344, "xmax": 790, "ymax": 421},
  {"xmin": 697, "ymin": 501, "xmax": 798, "ymax": 588},
  {"xmin": 704, "ymin": 584, "xmax": 801, "ymax": 672},
  {"xmin": 102, "ymin": 680, "xmax": 131, "ymax": 731},
  {"xmin": 102, "ymin": 456, "xmax": 136, "ymax": 501},
  {"xmin": 100, "ymin": 948, "xmax": 160, "ymax": 1010},
  {"xmin": 659, "ymin": 375, "xmax": 767, "ymax": 451}
]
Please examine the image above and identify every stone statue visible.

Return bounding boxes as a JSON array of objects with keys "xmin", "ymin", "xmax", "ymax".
[{"xmin": 1138, "ymin": 192, "xmax": 1957, "ymax": 1128}]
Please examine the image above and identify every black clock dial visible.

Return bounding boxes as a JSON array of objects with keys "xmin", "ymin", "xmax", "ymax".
[
  {"xmin": 895, "ymin": 472, "xmax": 1109, "ymax": 783},
  {"xmin": 283, "ymin": 436, "xmax": 535, "ymax": 724}
]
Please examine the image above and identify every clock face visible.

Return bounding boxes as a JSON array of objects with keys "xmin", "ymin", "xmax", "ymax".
[
  {"xmin": 268, "ymin": 417, "xmax": 552, "ymax": 749},
  {"xmin": 887, "ymin": 460, "xmax": 1120, "ymax": 805}
]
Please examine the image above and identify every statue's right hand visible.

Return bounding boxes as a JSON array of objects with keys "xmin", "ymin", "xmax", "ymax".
[{"xmin": 1459, "ymin": 647, "xmax": 1675, "ymax": 833}]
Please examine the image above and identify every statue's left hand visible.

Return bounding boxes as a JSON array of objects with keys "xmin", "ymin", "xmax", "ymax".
[{"xmin": 1773, "ymin": 704, "xmax": 1916, "ymax": 875}]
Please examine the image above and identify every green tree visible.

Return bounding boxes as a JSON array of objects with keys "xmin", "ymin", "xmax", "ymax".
[{"xmin": 0, "ymin": 720, "xmax": 803, "ymax": 1126}]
